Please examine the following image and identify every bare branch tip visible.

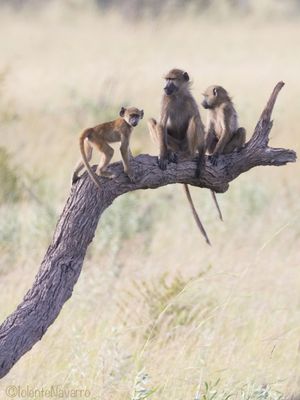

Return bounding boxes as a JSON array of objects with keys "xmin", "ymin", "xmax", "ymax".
[{"xmin": 275, "ymin": 81, "xmax": 285, "ymax": 91}]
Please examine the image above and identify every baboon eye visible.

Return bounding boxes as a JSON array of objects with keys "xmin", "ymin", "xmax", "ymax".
[{"xmin": 213, "ymin": 88, "xmax": 218, "ymax": 96}]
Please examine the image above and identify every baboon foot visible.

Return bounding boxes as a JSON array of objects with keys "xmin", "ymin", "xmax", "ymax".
[
  {"xmin": 158, "ymin": 151, "xmax": 177, "ymax": 170},
  {"xmin": 125, "ymin": 169, "xmax": 137, "ymax": 183},
  {"xmin": 158, "ymin": 155, "xmax": 168, "ymax": 170},
  {"xmin": 127, "ymin": 173, "xmax": 137, "ymax": 183},
  {"xmin": 72, "ymin": 173, "xmax": 80, "ymax": 185}
]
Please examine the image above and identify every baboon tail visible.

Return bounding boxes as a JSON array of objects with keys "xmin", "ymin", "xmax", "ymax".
[
  {"xmin": 195, "ymin": 143, "xmax": 205, "ymax": 179},
  {"xmin": 183, "ymin": 184, "xmax": 211, "ymax": 246},
  {"xmin": 79, "ymin": 130, "xmax": 101, "ymax": 189},
  {"xmin": 195, "ymin": 154, "xmax": 201, "ymax": 179},
  {"xmin": 210, "ymin": 190, "xmax": 223, "ymax": 221}
]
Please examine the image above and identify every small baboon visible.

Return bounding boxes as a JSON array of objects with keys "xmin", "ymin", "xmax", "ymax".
[
  {"xmin": 72, "ymin": 106, "xmax": 144, "ymax": 188},
  {"xmin": 148, "ymin": 68, "xmax": 218, "ymax": 245},
  {"xmin": 202, "ymin": 85, "xmax": 246, "ymax": 165}
]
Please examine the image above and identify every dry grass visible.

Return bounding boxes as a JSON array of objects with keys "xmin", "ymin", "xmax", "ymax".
[{"xmin": 0, "ymin": 3, "xmax": 300, "ymax": 399}]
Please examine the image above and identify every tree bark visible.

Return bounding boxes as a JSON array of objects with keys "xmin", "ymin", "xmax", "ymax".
[{"xmin": 0, "ymin": 82, "xmax": 296, "ymax": 379}]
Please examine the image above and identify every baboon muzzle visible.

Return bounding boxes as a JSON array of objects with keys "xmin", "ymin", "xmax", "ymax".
[
  {"xmin": 130, "ymin": 117, "xmax": 139, "ymax": 127},
  {"xmin": 201, "ymin": 100, "xmax": 210, "ymax": 109},
  {"xmin": 164, "ymin": 82, "xmax": 177, "ymax": 96}
]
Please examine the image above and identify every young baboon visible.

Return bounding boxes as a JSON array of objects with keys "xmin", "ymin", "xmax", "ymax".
[
  {"xmin": 148, "ymin": 69, "xmax": 219, "ymax": 245},
  {"xmin": 72, "ymin": 106, "xmax": 144, "ymax": 188},
  {"xmin": 202, "ymin": 85, "xmax": 246, "ymax": 165}
]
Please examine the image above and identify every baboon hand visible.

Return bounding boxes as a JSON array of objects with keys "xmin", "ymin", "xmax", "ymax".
[
  {"xmin": 209, "ymin": 154, "xmax": 219, "ymax": 166},
  {"xmin": 167, "ymin": 150, "xmax": 177, "ymax": 163}
]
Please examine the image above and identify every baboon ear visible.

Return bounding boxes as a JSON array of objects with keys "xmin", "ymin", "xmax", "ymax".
[
  {"xmin": 140, "ymin": 110, "xmax": 144, "ymax": 119},
  {"xmin": 213, "ymin": 88, "xmax": 218, "ymax": 96},
  {"xmin": 119, "ymin": 107, "xmax": 125, "ymax": 117},
  {"xmin": 183, "ymin": 71, "xmax": 189, "ymax": 81}
]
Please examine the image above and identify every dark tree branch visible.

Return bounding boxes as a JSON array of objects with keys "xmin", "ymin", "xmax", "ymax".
[
  {"xmin": 0, "ymin": 82, "xmax": 296, "ymax": 379},
  {"xmin": 249, "ymin": 81, "xmax": 285, "ymax": 148}
]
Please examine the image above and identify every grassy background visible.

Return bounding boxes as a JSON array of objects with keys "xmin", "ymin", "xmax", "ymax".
[{"xmin": 0, "ymin": 1, "xmax": 299, "ymax": 398}]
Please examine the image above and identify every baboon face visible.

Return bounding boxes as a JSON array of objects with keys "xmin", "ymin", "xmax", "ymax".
[
  {"xmin": 202, "ymin": 85, "xmax": 229, "ymax": 109},
  {"xmin": 163, "ymin": 68, "xmax": 190, "ymax": 96},
  {"xmin": 120, "ymin": 107, "xmax": 144, "ymax": 127}
]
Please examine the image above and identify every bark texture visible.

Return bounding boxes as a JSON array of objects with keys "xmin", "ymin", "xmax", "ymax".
[{"xmin": 0, "ymin": 82, "xmax": 296, "ymax": 379}]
